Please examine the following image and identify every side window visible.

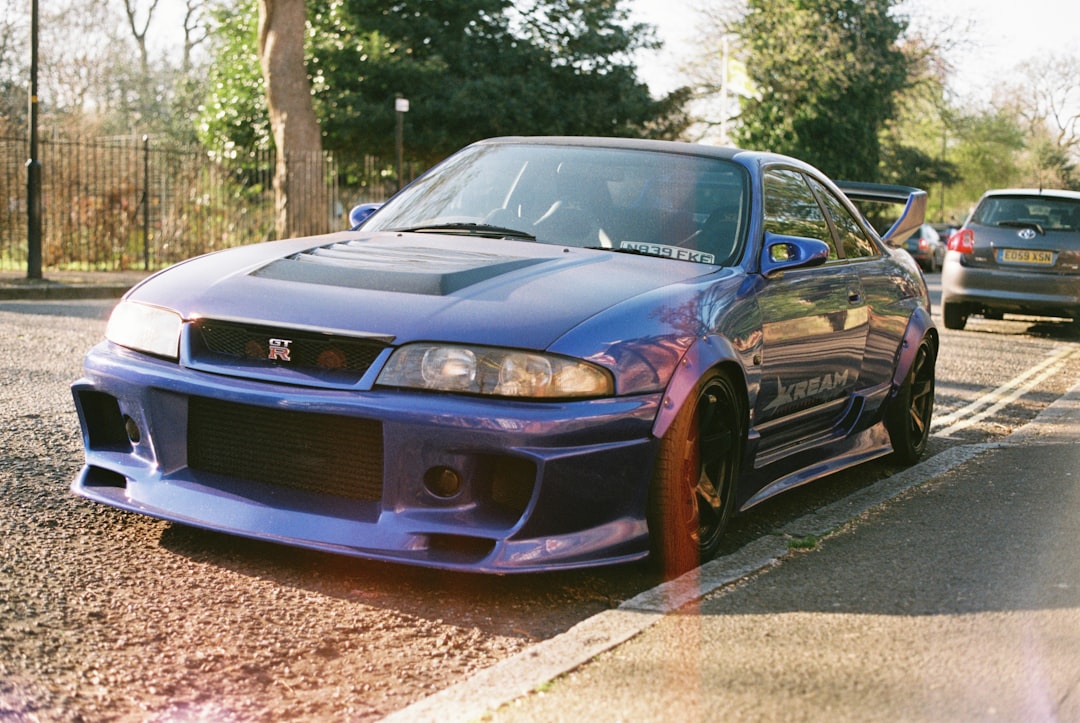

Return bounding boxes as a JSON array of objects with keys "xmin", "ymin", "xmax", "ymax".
[
  {"xmin": 763, "ymin": 168, "xmax": 839, "ymax": 260},
  {"xmin": 809, "ymin": 177, "xmax": 879, "ymax": 259}
]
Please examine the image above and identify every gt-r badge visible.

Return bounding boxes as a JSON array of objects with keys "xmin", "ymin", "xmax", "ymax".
[{"xmin": 268, "ymin": 338, "xmax": 293, "ymax": 361}]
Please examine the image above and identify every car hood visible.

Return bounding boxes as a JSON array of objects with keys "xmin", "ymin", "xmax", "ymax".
[{"xmin": 126, "ymin": 231, "xmax": 724, "ymax": 350}]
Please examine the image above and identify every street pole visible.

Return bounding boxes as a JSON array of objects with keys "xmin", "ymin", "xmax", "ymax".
[
  {"xmin": 395, "ymin": 95, "xmax": 409, "ymax": 192},
  {"xmin": 26, "ymin": 0, "xmax": 42, "ymax": 280},
  {"xmin": 143, "ymin": 135, "xmax": 151, "ymax": 271}
]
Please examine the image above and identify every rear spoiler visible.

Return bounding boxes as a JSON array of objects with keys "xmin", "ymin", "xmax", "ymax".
[{"xmin": 836, "ymin": 181, "xmax": 927, "ymax": 245}]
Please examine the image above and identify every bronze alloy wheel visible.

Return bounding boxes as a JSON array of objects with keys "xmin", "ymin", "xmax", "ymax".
[
  {"xmin": 648, "ymin": 370, "xmax": 745, "ymax": 579},
  {"xmin": 887, "ymin": 337, "xmax": 936, "ymax": 464}
]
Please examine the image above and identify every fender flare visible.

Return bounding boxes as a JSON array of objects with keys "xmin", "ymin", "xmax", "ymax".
[
  {"xmin": 651, "ymin": 335, "xmax": 752, "ymax": 440},
  {"xmin": 890, "ymin": 306, "xmax": 938, "ymax": 395}
]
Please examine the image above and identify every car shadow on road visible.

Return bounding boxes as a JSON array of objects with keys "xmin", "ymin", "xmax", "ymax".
[
  {"xmin": 156, "ymin": 522, "xmax": 655, "ymax": 640},
  {"xmin": 154, "ymin": 452, "xmax": 919, "ymax": 641},
  {"xmin": 960, "ymin": 316, "xmax": 1080, "ymax": 340}
]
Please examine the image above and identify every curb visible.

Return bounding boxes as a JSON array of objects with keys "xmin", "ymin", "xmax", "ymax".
[{"xmin": 384, "ymin": 377, "xmax": 1080, "ymax": 723}]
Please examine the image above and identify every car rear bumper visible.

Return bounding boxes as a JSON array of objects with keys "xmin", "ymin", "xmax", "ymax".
[
  {"xmin": 941, "ymin": 255, "xmax": 1080, "ymax": 319},
  {"xmin": 71, "ymin": 342, "xmax": 662, "ymax": 573}
]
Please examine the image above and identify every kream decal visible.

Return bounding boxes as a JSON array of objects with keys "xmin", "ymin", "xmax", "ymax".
[{"xmin": 763, "ymin": 370, "xmax": 849, "ymax": 413}]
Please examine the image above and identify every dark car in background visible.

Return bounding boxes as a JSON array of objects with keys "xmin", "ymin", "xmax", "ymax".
[
  {"xmin": 71, "ymin": 137, "xmax": 937, "ymax": 578},
  {"xmin": 902, "ymin": 223, "xmax": 945, "ymax": 272},
  {"xmin": 941, "ymin": 188, "xmax": 1080, "ymax": 330}
]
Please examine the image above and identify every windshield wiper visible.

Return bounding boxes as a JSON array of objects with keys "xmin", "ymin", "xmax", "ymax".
[
  {"xmin": 583, "ymin": 245, "xmax": 648, "ymax": 255},
  {"xmin": 395, "ymin": 223, "xmax": 536, "ymax": 241},
  {"xmin": 997, "ymin": 220, "xmax": 1045, "ymax": 235}
]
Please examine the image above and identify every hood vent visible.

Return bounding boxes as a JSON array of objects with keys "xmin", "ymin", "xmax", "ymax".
[{"xmin": 252, "ymin": 240, "xmax": 544, "ymax": 295}]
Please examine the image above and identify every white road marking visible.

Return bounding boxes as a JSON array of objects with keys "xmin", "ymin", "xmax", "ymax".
[{"xmin": 931, "ymin": 346, "xmax": 1079, "ymax": 437}]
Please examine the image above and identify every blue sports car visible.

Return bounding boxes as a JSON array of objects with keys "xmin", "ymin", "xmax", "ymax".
[{"xmin": 72, "ymin": 137, "xmax": 937, "ymax": 577}]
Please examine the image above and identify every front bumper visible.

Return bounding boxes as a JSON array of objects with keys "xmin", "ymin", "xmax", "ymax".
[{"xmin": 72, "ymin": 342, "xmax": 662, "ymax": 572}]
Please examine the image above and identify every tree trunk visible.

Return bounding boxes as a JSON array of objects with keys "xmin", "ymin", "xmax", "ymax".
[{"xmin": 257, "ymin": 0, "xmax": 328, "ymax": 239}]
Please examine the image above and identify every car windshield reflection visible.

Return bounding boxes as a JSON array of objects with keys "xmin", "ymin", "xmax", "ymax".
[{"xmin": 363, "ymin": 142, "xmax": 750, "ymax": 265}]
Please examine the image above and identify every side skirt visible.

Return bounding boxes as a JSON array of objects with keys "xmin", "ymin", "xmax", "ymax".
[{"xmin": 737, "ymin": 422, "xmax": 893, "ymax": 512}]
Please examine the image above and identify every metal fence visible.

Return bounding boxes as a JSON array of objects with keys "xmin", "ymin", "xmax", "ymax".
[{"xmin": 0, "ymin": 135, "xmax": 406, "ymax": 272}]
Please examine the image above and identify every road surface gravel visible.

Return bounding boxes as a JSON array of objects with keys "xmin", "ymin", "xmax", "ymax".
[{"xmin": 1, "ymin": 309, "xmax": 532, "ymax": 720}]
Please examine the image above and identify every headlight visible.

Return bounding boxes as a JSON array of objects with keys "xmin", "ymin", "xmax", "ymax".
[
  {"xmin": 376, "ymin": 344, "xmax": 614, "ymax": 398},
  {"xmin": 105, "ymin": 301, "xmax": 183, "ymax": 360}
]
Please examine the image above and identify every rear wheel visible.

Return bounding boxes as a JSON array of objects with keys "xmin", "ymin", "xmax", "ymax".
[
  {"xmin": 942, "ymin": 302, "xmax": 967, "ymax": 330},
  {"xmin": 648, "ymin": 370, "xmax": 745, "ymax": 579},
  {"xmin": 887, "ymin": 338, "xmax": 936, "ymax": 465}
]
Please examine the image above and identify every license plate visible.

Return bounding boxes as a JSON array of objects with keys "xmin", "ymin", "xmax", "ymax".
[{"xmin": 998, "ymin": 248, "xmax": 1055, "ymax": 265}]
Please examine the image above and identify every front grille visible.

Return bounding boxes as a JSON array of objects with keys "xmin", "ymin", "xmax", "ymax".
[
  {"xmin": 187, "ymin": 397, "xmax": 383, "ymax": 501},
  {"xmin": 192, "ymin": 319, "xmax": 388, "ymax": 376}
]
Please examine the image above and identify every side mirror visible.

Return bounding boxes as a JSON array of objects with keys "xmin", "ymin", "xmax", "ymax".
[
  {"xmin": 760, "ymin": 232, "xmax": 831, "ymax": 277},
  {"xmin": 348, "ymin": 203, "xmax": 382, "ymax": 229}
]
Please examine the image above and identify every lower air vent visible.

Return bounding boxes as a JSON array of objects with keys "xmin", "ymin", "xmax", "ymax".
[{"xmin": 187, "ymin": 397, "xmax": 383, "ymax": 501}]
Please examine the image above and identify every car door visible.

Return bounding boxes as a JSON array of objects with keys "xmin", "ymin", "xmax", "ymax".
[
  {"xmin": 753, "ymin": 167, "xmax": 869, "ymax": 460},
  {"xmin": 806, "ymin": 174, "xmax": 902, "ymax": 391}
]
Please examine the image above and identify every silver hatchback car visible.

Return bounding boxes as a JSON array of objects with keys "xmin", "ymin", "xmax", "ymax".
[{"xmin": 941, "ymin": 188, "xmax": 1080, "ymax": 329}]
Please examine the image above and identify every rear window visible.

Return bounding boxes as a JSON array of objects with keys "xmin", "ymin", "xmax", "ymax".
[{"xmin": 972, "ymin": 195, "xmax": 1080, "ymax": 231}]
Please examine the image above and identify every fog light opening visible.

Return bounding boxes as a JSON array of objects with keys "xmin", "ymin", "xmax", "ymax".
[
  {"xmin": 424, "ymin": 466, "xmax": 462, "ymax": 498},
  {"xmin": 123, "ymin": 416, "xmax": 141, "ymax": 445}
]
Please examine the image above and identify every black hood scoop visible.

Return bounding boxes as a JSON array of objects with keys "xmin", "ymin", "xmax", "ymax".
[{"xmin": 252, "ymin": 240, "xmax": 545, "ymax": 295}]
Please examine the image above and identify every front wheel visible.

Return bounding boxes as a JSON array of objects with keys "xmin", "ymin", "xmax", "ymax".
[
  {"xmin": 648, "ymin": 370, "xmax": 745, "ymax": 579},
  {"xmin": 887, "ymin": 337, "xmax": 936, "ymax": 465}
]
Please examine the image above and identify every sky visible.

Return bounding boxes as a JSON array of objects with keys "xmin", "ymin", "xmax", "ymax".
[{"xmin": 629, "ymin": 0, "xmax": 1080, "ymax": 103}]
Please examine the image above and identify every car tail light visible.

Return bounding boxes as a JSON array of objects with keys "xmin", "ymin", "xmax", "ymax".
[
  {"xmin": 947, "ymin": 228, "xmax": 975, "ymax": 254},
  {"xmin": 918, "ymin": 237, "xmax": 929, "ymax": 251}
]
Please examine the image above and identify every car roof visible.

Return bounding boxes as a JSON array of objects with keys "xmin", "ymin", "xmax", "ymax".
[
  {"xmin": 979, "ymin": 188, "xmax": 1080, "ymax": 201},
  {"xmin": 473, "ymin": 136, "xmax": 806, "ymax": 168}
]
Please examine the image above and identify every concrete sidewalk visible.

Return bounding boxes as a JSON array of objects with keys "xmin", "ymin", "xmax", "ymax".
[
  {"xmin": 390, "ymin": 381, "xmax": 1080, "ymax": 722},
  {"xmin": 0, "ymin": 270, "xmax": 148, "ymax": 300}
]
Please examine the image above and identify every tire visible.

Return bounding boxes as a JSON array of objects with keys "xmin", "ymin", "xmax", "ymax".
[
  {"xmin": 887, "ymin": 337, "xmax": 936, "ymax": 465},
  {"xmin": 942, "ymin": 302, "xmax": 967, "ymax": 330},
  {"xmin": 648, "ymin": 370, "xmax": 745, "ymax": 579}
]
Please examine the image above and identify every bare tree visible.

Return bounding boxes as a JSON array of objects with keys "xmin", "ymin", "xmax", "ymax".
[
  {"xmin": 992, "ymin": 53, "xmax": 1080, "ymax": 189},
  {"xmin": 38, "ymin": 0, "xmax": 124, "ymax": 128},
  {"xmin": 0, "ymin": 4, "xmax": 25, "ymax": 80},
  {"xmin": 119, "ymin": 0, "xmax": 207, "ymax": 76},
  {"xmin": 180, "ymin": 0, "xmax": 209, "ymax": 73},
  {"xmin": 1005, "ymin": 54, "xmax": 1080, "ymax": 159},
  {"xmin": 257, "ymin": 0, "xmax": 327, "ymax": 239},
  {"xmin": 122, "ymin": 0, "xmax": 160, "ymax": 76},
  {"xmin": 0, "ymin": 5, "xmax": 27, "ymax": 134}
]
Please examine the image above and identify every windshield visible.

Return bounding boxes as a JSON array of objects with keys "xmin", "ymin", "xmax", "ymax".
[{"xmin": 364, "ymin": 142, "xmax": 750, "ymax": 266}]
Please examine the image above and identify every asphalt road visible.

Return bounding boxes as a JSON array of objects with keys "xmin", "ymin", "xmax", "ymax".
[{"xmin": 1, "ymin": 291, "xmax": 1079, "ymax": 720}]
